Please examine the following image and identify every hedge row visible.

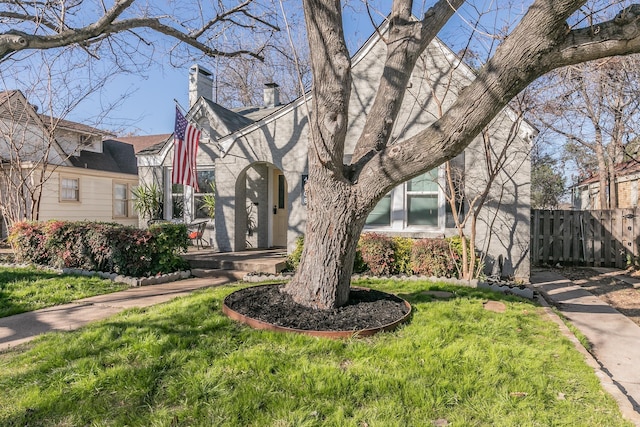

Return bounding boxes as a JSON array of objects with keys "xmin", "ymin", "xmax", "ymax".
[
  {"xmin": 9, "ymin": 221, "xmax": 189, "ymax": 277},
  {"xmin": 287, "ymin": 233, "xmax": 467, "ymax": 278}
]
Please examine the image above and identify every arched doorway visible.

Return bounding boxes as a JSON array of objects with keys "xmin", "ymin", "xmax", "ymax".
[{"xmin": 236, "ymin": 162, "xmax": 288, "ymax": 250}]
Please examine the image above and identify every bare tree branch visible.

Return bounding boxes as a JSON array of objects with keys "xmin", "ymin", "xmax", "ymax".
[
  {"xmin": 357, "ymin": 1, "xmax": 640, "ymax": 197},
  {"xmin": 349, "ymin": 0, "xmax": 465, "ymax": 172},
  {"xmin": 0, "ymin": 0, "xmax": 279, "ymax": 61}
]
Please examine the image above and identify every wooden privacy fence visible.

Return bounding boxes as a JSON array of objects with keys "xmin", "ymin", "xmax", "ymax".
[{"xmin": 531, "ymin": 208, "xmax": 640, "ymax": 269}]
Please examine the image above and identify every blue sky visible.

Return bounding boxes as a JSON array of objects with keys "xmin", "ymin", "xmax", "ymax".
[
  {"xmin": 54, "ymin": 1, "xmax": 524, "ymax": 136},
  {"xmin": 64, "ymin": 1, "xmax": 393, "ymax": 136}
]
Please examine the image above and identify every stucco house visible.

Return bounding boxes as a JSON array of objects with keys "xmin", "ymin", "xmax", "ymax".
[
  {"xmin": 137, "ymin": 27, "xmax": 534, "ymax": 280},
  {"xmin": 572, "ymin": 159, "xmax": 640, "ymax": 209},
  {"xmin": 0, "ymin": 90, "xmax": 140, "ymax": 238}
]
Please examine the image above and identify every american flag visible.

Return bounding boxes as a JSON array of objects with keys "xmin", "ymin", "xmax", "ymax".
[{"xmin": 172, "ymin": 106, "xmax": 201, "ymax": 191}]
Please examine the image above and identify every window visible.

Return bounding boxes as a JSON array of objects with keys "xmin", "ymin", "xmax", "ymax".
[
  {"xmin": 60, "ymin": 177, "xmax": 79, "ymax": 201},
  {"xmin": 366, "ymin": 194, "xmax": 391, "ymax": 226},
  {"xmin": 79, "ymin": 135, "xmax": 91, "ymax": 146},
  {"xmin": 194, "ymin": 169, "xmax": 215, "ymax": 219},
  {"xmin": 171, "ymin": 183, "xmax": 184, "ymax": 219},
  {"xmin": 406, "ymin": 169, "xmax": 439, "ymax": 226},
  {"xmin": 113, "ymin": 183, "xmax": 135, "ymax": 218}
]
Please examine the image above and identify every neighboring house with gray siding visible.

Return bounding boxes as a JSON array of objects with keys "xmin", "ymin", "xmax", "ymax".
[{"xmin": 137, "ymin": 25, "xmax": 534, "ymax": 280}]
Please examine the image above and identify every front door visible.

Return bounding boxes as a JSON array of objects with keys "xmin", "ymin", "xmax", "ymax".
[{"xmin": 272, "ymin": 170, "xmax": 288, "ymax": 247}]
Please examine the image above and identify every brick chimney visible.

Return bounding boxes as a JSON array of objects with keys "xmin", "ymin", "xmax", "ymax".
[
  {"xmin": 189, "ymin": 65, "xmax": 214, "ymax": 107},
  {"xmin": 263, "ymin": 83, "xmax": 280, "ymax": 108}
]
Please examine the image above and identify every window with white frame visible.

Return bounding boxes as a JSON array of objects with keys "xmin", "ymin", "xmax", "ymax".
[
  {"xmin": 113, "ymin": 183, "xmax": 136, "ymax": 218},
  {"xmin": 60, "ymin": 177, "xmax": 79, "ymax": 201},
  {"xmin": 194, "ymin": 169, "xmax": 215, "ymax": 219},
  {"xmin": 406, "ymin": 169, "xmax": 439, "ymax": 226},
  {"xmin": 365, "ymin": 167, "xmax": 442, "ymax": 230}
]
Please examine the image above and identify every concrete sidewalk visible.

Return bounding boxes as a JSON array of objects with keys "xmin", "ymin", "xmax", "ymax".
[
  {"xmin": 0, "ymin": 271, "xmax": 245, "ymax": 352},
  {"xmin": 532, "ymin": 270, "xmax": 640, "ymax": 425}
]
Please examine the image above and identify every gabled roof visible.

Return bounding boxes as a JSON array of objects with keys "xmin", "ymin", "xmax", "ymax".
[
  {"xmin": 0, "ymin": 90, "xmax": 111, "ymax": 136},
  {"xmin": 0, "ymin": 90, "xmax": 19, "ymax": 105},
  {"xmin": 69, "ymin": 139, "xmax": 138, "ymax": 175},
  {"xmin": 203, "ymin": 98, "xmax": 255, "ymax": 135},
  {"xmin": 38, "ymin": 114, "xmax": 111, "ymax": 136},
  {"xmin": 575, "ymin": 159, "xmax": 640, "ymax": 187},
  {"xmin": 232, "ymin": 105, "xmax": 282, "ymax": 122},
  {"xmin": 115, "ymin": 134, "xmax": 172, "ymax": 153},
  {"xmin": 140, "ymin": 15, "xmax": 535, "ymax": 161}
]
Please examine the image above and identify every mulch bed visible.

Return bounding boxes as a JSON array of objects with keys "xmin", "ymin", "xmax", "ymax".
[{"xmin": 224, "ymin": 284, "xmax": 410, "ymax": 332}]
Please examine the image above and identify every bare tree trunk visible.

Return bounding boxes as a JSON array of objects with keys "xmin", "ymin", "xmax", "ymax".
[
  {"xmin": 594, "ymin": 129, "xmax": 609, "ymax": 209},
  {"xmin": 607, "ymin": 161, "xmax": 618, "ymax": 209},
  {"xmin": 283, "ymin": 181, "xmax": 366, "ymax": 309}
]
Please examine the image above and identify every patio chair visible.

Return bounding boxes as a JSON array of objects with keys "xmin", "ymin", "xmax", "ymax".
[{"xmin": 188, "ymin": 220, "xmax": 208, "ymax": 249}]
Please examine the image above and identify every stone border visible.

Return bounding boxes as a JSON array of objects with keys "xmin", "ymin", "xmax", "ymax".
[
  {"xmin": 0, "ymin": 262, "xmax": 191, "ymax": 287},
  {"xmin": 243, "ymin": 272, "xmax": 534, "ymax": 299}
]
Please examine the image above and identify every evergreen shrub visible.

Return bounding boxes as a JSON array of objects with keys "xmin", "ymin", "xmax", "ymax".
[
  {"xmin": 9, "ymin": 220, "xmax": 188, "ymax": 277},
  {"xmin": 284, "ymin": 233, "xmax": 467, "ymax": 278}
]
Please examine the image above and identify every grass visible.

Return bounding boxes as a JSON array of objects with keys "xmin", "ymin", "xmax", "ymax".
[
  {"xmin": 551, "ymin": 306, "xmax": 593, "ymax": 351},
  {"xmin": 0, "ymin": 266, "xmax": 129, "ymax": 318},
  {"xmin": 0, "ymin": 278, "xmax": 632, "ymax": 426}
]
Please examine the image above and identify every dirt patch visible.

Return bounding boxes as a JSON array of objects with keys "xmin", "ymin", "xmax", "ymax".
[
  {"xmin": 555, "ymin": 267, "xmax": 640, "ymax": 327},
  {"xmin": 224, "ymin": 284, "xmax": 410, "ymax": 332}
]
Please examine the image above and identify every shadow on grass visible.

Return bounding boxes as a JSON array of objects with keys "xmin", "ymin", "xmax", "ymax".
[
  {"xmin": 397, "ymin": 284, "xmax": 537, "ymax": 305},
  {"xmin": 0, "ymin": 268, "xmax": 63, "ymax": 318},
  {"xmin": 0, "ymin": 291, "xmax": 258, "ymax": 426}
]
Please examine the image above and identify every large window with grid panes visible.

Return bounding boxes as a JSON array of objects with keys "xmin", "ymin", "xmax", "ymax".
[
  {"xmin": 193, "ymin": 169, "xmax": 215, "ymax": 219},
  {"xmin": 166, "ymin": 167, "xmax": 214, "ymax": 220},
  {"xmin": 365, "ymin": 167, "xmax": 444, "ymax": 231}
]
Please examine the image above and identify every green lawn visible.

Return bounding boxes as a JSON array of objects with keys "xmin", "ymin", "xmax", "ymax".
[
  {"xmin": 0, "ymin": 266, "xmax": 129, "ymax": 318},
  {"xmin": 0, "ymin": 279, "xmax": 631, "ymax": 426}
]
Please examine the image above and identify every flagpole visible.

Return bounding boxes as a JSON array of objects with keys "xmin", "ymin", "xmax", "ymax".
[
  {"xmin": 173, "ymin": 99, "xmax": 189, "ymax": 116},
  {"xmin": 174, "ymin": 99, "xmax": 213, "ymax": 139}
]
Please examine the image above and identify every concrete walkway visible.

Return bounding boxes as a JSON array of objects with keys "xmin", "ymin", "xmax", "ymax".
[
  {"xmin": 532, "ymin": 269, "xmax": 640, "ymax": 425},
  {"xmin": 0, "ymin": 271, "xmax": 245, "ymax": 352}
]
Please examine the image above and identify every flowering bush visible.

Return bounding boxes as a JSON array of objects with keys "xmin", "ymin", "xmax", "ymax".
[
  {"xmin": 9, "ymin": 221, "xmax": 188, "ymax": 277},
  {"xmin": 410, "ymin": 238, "xmax": 458, "ymax": 278},
  {"xmin": 8, "ymin": 221, "xmax": 49, "ymax": 265},
  {"xmin": 269, "ymin": 232, "xmax": 469, "ymax": 279},
  {"xmin": 358, "ymin": 232, "xmax": 396, "ymax": 275}
]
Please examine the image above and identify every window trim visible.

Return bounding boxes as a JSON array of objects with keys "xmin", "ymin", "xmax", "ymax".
[
  {"xmin": 404, "ymin": 168, "xmax": 442, "ymax": 229},
  {"xmin": 363, "ymin": 167, "xmax": 445, "ymax": 232},
  {"xmin": 193, "ymin": 168, "xmax": 215, "ymax": 219},
  {"xmin": 166, "ymin": 166, "xmax": 215, "ymax": 221},
  {"xmin": 113, "ymin": 181, "xmax": 136, "ymax": 219},
  {"xmin": 60, "ymin": 176, "xmax": 80, "ymax": 202}
]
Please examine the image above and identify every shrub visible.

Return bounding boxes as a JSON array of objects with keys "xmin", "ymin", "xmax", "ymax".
[
  {"xmin": 284, "ymin": 235, "xmax": 304, "ymax": 272},
  {"xmin": 269, "ymin": 232, "xmax": 465, "ymax": 280},
  {"xmin": 410, "ymin": 238, "xmax": 458, "ymax": 278},
  {"xmin": 8, "ymin": 221, "xmax": 49, "ymax": 265},
  {"xmin": 9, "ymin": 221, "xmax": 188, "ymax": 277},
  {"xmin": 392, "ymin": 237, "xmax": 414, "ymax": 275},
  {"xmin": 149, "ymin": 222, "xmax": 190, "ymax": 273},
  {"xmin": 358, "ymin": 232, "xmax": 396, "ymax": 275}
]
